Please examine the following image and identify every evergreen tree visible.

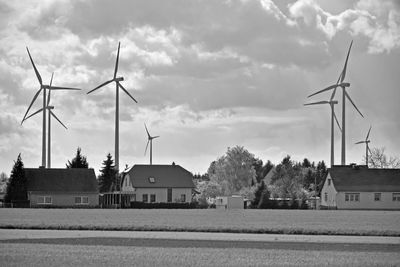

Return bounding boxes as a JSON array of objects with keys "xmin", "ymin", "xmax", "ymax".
[
  {"xmin": 66, "ymin": 147, "xmax": 89, "ymax": 168},
  {"xmin": 98, "ymin": 153, "xmax": 117, "ymax": 193},
  {"xmin": 5, "ymin": 154, "xmax": 27, "ymax": 204},
  {"xmin": 252, "ymin": 180, "xmax": 266, "ymax": 207},
  {"xmin": 258, "ymin": 186, "xmax": 272, "ymax": 209}
]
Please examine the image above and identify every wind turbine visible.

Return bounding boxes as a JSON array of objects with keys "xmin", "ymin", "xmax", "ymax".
[
  {"xmin": 23, "ymin": 73, "xmax": 68, "ymax": 168},
  {"xmin": 87, "ymin": 42, "xmax": 138, "ymax": 174},
  {"xmin": 308, "ymin": 41, "xmax": 363, "ymax": 165},
  {"xmin": 23, "ymin": 47, "xmax": 81, "ymax": 168},
  {"xmin": 355, "ymin": 126, "xmax": 372, "ymax": 166},
  {"xmin": 144, "ymin": 123, "xmax": 160, "ymax": 165},
  {"xmin": 304, "ymin": 89, "xmax": 341, "ymax": 167}
]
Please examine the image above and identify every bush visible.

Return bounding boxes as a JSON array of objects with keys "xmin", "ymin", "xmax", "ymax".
[{"xmin": 130, "ymin": 202, "xmax": 198, "ymax": 209}]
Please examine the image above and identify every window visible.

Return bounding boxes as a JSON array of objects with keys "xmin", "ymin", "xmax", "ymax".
[
  {"xmin": 142, "ymin": 194, "xmax": 148, "ymax": 203},
  {"xmin": 150, "ymin": 194, "xmax": 156, "ymax": 203},
  {"xmin": 130, "ymin": 194, "xmax": 136, "ymax": 202},
  {"xmin": 181, "ymin": 194, "xmax": 186, "ymax": 202},
  {"xmin": 148, "ymin": 177, "xmax": 155, "ymax": 183},
  {"xmin": 324, "ymin": 192, "xmax": 328, "ymax": 202},
  {"xmin": 75, "ymin": 196, "xmax": 89, "ymax": 205},
  {"xmin": 167, "ymin": 188, "xmax": 172, "ymax": 203},
  {"xmin": 327, "ymin": 179, "xmax": 331, "ymax": 186},
  {"xmin": 345, "ymin": 193, "xmax": 360, "ymax": 202},
  {"xmin": 38, "ymin": 196, "xmax": 52, "ymax": 204},
  {"xmin": 374, "ymin": 193, "xmax": 381, "ymax": 201},
  {"xmin": 393, "ymin": 193, "xmax": 400, "ymax": 201}
]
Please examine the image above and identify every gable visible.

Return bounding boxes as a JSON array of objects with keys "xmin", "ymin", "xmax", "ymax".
[
  {"xmin": 125, "ymin": 164, "xmax": 195, "ymax": 188},
  {"xmin": 329, "ymin": 166, "xmax": 400, "ymax": 192},
  {"xmin": 25, "ymin": 168, "xmax": 98, "ymax": 193}
]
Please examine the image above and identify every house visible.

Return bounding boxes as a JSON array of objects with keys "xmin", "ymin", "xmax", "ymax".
[
  {"xmin": 215, "ymin": 195, "xmax": 244, "ymax": 209},
  {"xmin": 321, "ymin": 165, "xmax": 400, "ymax": 210},
  {"xmin": 121, "ymin": 164, "xmax": 195, "ymax": 205},
  {"xmin": 25, "ymin": 168, "xmax": 99, "ymax": 207}
]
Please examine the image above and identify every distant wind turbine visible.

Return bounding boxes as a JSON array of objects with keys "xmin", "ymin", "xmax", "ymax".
[
  {"xmin": 144, "ymin": 123, "xmax": 159, "ymax": 165},
  {"xmin": 24, "ymin": 73, "xmax": 68, "ymax": 168},
  {"xmin": 304, "ymin": 89, "xmax": 341, "ymax": 167},
  {"xmin": 22, "ymin": 48, "xmax": 81, "ymax": 168},
  {"xmin": 355, "ymin": 126, "xmax": 372, "ymax": 166},
  {"xmin": 308, "ymin": 41, "xmax": 363, "ymax": 165},
  {"xmin": 87, "ymin": 42, "xmax": 138, "ymax": 173}
]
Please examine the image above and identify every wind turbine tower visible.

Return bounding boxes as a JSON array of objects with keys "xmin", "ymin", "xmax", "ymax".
[
  {"xmin": 144, "ymin": 123, "xmax": 160, "ymax": 165},
  {"xmin": 308, "ymin": 41, "xmax": 363, "ymax": 165},
  {"xmin": 355, "ymin": 126, "xmax": 372, "ymax": 166},
  {"xmin": 304, "ymin": 90, "xmax": 341, "ymax": 167},
  {"xmin": 23, "ymin": 48, "xmax": 81, "ymax": 168},
  {"xmin": 87, "ymin": 42, "xmax": 138, "ymax": 173}
]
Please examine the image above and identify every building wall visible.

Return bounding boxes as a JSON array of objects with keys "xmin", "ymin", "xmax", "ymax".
[
  {"xmin": 123, "ymin": 187, "xmax": 192, "ymax": 203},
  {"xmin": 320, "ymin": 173, "xmax": 338, "ymax": 208},
  {"xmin": 29, "ymin": 192, "xmax": 99, "ymax": 207},
  {"xmin": 336, "ymin": 192, "xmax": 400, "ymax": 210}
]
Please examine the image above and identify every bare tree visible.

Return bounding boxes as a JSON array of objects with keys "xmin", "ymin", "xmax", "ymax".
[{"xmin": 365, "ymin": 147, "xmax": 400, "ymax": 168}]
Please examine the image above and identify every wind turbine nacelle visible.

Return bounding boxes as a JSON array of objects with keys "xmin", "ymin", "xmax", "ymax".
[
  {"xmin": 115, "ymin": 77, "xmax": 124, "ymax": 82},
  {"xmin": 48, "ymin": 106, "xmax": 55, "ymax": 110},
  {"xmin": 340, "ymin": 82, "xmax": 350, "ymax": 87}
]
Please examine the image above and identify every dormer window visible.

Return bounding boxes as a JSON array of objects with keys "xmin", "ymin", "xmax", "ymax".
[
  {"xmin": 328, "ymin": 179, "xmax": 331, "ymax": 186},
  {"xmin": 148, "ymin": 177, "xmax": 155, "ymax": 183}
]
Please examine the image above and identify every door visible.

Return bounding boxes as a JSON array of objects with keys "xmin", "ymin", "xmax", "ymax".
[{"xmin": 167, "ymin": 188, "xmax": 172, "ymax": 203}]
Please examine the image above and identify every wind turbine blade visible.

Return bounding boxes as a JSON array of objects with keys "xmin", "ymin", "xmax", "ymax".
[
  {"xmin": 26, "ymin": 47, "xmax": 42, "ymax": 85},
  {"xmin": 47, "ymin": 73, "xmax": 53, "ymax": 106},
  {"xmin": 114, "ymin": 42, "xmax": 120, "ymax": 79},
  {"xmin": 344, "ymin": 90, "xmax": 364, "ymax": 117},
  {"xmin": 332, "ymin": 107, "xmax": 342, "ymax": 131},
  {"xmin": 153, "ymin": 135, "xmax": 160, "ymax": 139},
  {"xmin": 340, "ymin": 40, "xmax": 353, "ymax": 83},
  {"xmin": 366, "ymin": 126, "xmax": 372, "ymax": 140},
  {"xmin": 87, "ymin": 79, "xmax": 114, "ymax": 94},
  {"xmin": 144, "ymin": 123, "xmax": 151, "ymax": 138},
  {"xmin": 144, "ymin": 140, "xmax": 150, "ymax": 155},
  {"xmin": 330, "ymin": 74, "xmax": 341, "ymax": 101},
  {"xmin": 50, "ymin": 111, "xmax": 68, "ymax": 130},
  {"xmin": 22, "ymin": 88, "xmax": 42, "ymax": 123},
  {"xmin": 304, "ymin": 101, "xmax": 329, "ymax": 106},
  {"xmin": 24, "ymin": 108, "xmax": 44, "ymax": 121},
  {"xmin": 118, "ymin": 82, "xmax": 138, "ymax": 103},
  {"xmin": 355, "ymin": 141, "xmax": 365, "ymax": 144},
  {"xmin": 368, "ymin": 147, "xmax": 372, "ymax": 155},
  {"xmin": 308, "ymin": 84, "xmax": 339, "ymax": 98},
  {"xmin": 49, "ymin": 86, "xmax": 81, "ymax": 90}
]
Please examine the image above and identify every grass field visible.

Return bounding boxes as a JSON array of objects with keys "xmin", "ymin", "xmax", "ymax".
[{"xmin": 0, "ymin": 209, "xmax": 399, "ymax": 236}]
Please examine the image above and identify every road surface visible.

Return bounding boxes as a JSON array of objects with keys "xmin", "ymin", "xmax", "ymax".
[{"xmin": 1, "ymin": 230, "xmax": 399, "ymax": 266}]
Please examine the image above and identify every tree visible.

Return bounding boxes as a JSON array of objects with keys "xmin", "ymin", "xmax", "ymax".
[
  {"xmin": 252, "ymin": 180, "xmax": 266, "ymax": 207},
  {"xmin": 0, "ymin": 172, "xmax": 8, "ymax": 183},
  {"xmin": 66, "ymin": 147, "xmax": 89, "ymax": 168},
  {"xmin": 5, "ymin": 154, "xmax": 27, "ymax": 204},
  {"xmin": 366, "ymin": 147, "xmax": 400, "ymax": 168},
  {"xmin": 302, "ymin": 158, "xmax": 311, "ymax": 168},
  {"xmin": 207, "ymin": 146, "xmax": 256, "ymax": 196},
  {"xmin": 98, "ymin": 153, "xmax": 117, "ymax": 193}
]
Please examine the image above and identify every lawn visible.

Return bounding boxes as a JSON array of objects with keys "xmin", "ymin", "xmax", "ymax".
[{"xmin": 0, "ymin": 209, "xmax": 399, "ymax": 236}]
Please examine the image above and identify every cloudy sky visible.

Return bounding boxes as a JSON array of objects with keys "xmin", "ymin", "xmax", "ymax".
[{"xmin": 0, "ymin": 0, "xmax": 399, "ymax": 175}]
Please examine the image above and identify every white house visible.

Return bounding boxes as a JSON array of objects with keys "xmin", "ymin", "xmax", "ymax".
[
  {"xmin": 321, "ymin": 165, "xmax": 400, "ymax": 210},
  {"xmin": 121, "ymin": 164, "xmax": 195, "ymax": 204}
]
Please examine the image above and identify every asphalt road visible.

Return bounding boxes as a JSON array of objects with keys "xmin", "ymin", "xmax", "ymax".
[{"xmin": 1, "ymin": 230, "xmax": 399, "ymax": 266}]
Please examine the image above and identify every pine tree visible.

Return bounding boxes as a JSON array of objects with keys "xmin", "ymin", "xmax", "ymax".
[
  {"xmin": 252, "ymin": 180, "xmax": 266, "ymax": 208},
  {"xmin": 66, "ymin": 147, "xmax": 89, "ymax": 168},
  {"xmin": 98, "ymin": 153, "xmax": 117, "ymax": 193},
  {"xmin": 5, "ymin": 154, "xmax": 27, "ymax": 204}
]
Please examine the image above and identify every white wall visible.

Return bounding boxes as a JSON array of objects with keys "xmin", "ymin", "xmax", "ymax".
[
  {"xmin": 320, "ymin": 173, "xmax": 337, "ymax": 208},
  {"xmin": 122, "ymin": 187, "xmax": 192, "ymax": 203},
  {"xmin": 29, "ymin": 192, "xmax": 99, "ymax": 207},
  {"xmin": 337, "ymin": 192, "xmax": 400, "ymax": 210}
]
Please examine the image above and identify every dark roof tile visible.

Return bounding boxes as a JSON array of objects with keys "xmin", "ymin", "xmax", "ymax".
[
  {"xmin": 125, "ymin": 164, "xmax": 195, "ymax": 188},
  {"xmin": 329, "ymin": 166, "xmax": 400, "ymax": 192},
  {"xmin": 25, "ymin": 168, "xmax": 98, "ymax": 193}
]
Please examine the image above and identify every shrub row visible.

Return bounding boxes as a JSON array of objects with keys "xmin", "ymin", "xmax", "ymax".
[{"xmin": 130, "ymin": 201, "xmax": 200, "ymax": 209}]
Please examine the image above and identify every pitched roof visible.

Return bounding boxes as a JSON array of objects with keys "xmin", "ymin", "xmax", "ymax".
[
  {"xmin": 328, "ymin": 166, "xmax": 400, "ymax": 192},
  {"xmin": 25, "ymin": 168, "xmax": 98, "ymax": 193},
  {"xmin": 125, "ymin": 164, "xmax": 195, "ymax": 188}
]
